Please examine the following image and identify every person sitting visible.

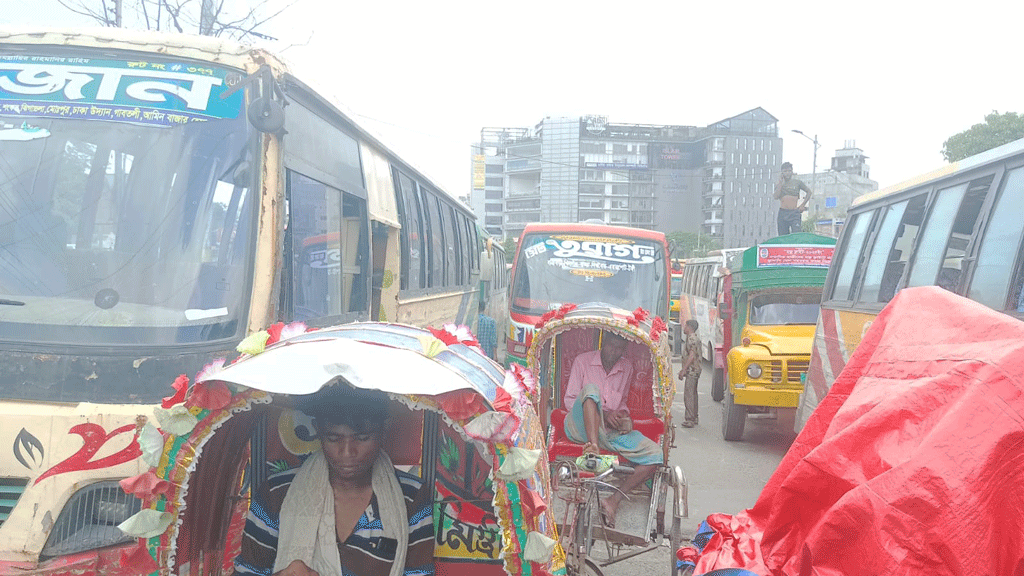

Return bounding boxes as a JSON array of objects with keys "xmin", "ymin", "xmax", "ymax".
[
  {"xmin": 562, "ymin": 331, "xmax": 662, "ymax": 528},
  {"xmin": 234, "ymin": 384, "xmax": 435, "ymax": 576}
]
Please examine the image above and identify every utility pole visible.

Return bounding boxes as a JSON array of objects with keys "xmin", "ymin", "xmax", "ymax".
[{"xmin": 113, "ymin": 0, "xmax": 122, "ymax": 26}]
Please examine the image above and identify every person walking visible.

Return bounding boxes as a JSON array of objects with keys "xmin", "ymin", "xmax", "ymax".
[
  {"xmin": 677, "ymin": 320, "xmax": 701, "ymax": 427},
  {"xmin": 774, "ymin": 162, "xmax": 812, "ymax": 235}
]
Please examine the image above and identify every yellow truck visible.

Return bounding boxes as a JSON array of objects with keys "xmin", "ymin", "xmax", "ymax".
[{"xmin": 720, "ymin": 233, "xmax": 836, "ymax": 441}]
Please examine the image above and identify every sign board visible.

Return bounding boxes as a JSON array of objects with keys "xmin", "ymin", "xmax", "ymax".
[{"xmin": 756, "ymin": 244, "xmax": 835, "ymax": 268}]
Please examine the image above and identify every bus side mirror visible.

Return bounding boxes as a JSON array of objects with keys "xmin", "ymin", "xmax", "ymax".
[{"xmin": 718, "ymin": 301, "xmax": 728, "ymax": 316}]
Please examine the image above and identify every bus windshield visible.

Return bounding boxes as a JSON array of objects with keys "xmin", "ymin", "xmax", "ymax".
[
  {"xmin": 511, "ymin": 232, "xmax": 666, "ymax": 316},
  {"xmin": 749, "ymin": 292, "xmax": 822, "ymax": 325},
  {"xmin": 0, "ymin": 112, "xmax": 255, "ymax": 346}
]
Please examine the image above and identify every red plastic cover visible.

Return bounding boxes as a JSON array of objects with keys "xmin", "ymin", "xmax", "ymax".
[{"xmin": 695, "ymin": 286, "xmax": 1024, "ymax": 575}]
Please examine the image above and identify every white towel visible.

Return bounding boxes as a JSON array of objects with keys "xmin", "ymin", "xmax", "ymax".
[{"xmin": 274, "ymin": 450, "xmax": 408, "ymax": 576}]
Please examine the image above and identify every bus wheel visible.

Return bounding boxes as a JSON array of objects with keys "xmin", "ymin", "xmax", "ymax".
[
  {"xmin": 722, "ymin": 385, "xmax": 746, "ymax": 441},
  {"xmin": 711, "ymin": 368, "xmax": 725, "ymax": 402}
]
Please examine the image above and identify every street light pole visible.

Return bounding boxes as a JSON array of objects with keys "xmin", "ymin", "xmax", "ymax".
[{"xmin": 791, "ymin": 129, "xmax": 820, "ymax": 225}]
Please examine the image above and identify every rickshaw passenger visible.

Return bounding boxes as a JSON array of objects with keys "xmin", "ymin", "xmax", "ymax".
[
  {"xmin": 234, "ymin": 386, "xmax": 435, "ymax": 576},
  {"xmin": 562, "ymin": 331, "xmax": 662, "ymax": 527}
]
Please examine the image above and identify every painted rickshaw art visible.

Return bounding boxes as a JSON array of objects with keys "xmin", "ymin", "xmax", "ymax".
[{"xmin": 111, "ymin": 321, "xmax": 566, "ymax": 576}]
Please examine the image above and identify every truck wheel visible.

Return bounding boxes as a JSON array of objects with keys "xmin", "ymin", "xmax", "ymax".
[
  {"xmin": 711, "ymin": 368, "xmax": 725, "ymax": 402},
  {"xmin": 722, "ymin": 385, "xmax": 746, "ymax": 441}
]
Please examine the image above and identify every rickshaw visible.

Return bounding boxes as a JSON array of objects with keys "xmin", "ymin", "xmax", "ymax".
[
  {"xmin": 109, "ymin": 321, "xmax": 565, "ymax": 576},
  {"xmin": 527, "ymin": 303, "xmax": 688, "ymax": 576}
]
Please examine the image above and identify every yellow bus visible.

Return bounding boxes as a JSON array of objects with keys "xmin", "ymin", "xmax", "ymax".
[
  {"xmin": 798, "ymin": 137, "xmax": 1024, "ymax": 430},
  {"xmin": 0, "ymin": 27, "xmax": 483, "ymax": 570}
]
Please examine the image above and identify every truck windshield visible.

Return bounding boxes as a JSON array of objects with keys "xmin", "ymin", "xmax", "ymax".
[
  {"xmin": 749, "ymin": 292, "xmax": 821, "ymax": 325},
  {"xmin": 511, "ymin": 233, "xmax": 666, "ymax": 317},
  {"xmin": 0, "ymin": 113, "xmax": 256, "ymax": 345}
]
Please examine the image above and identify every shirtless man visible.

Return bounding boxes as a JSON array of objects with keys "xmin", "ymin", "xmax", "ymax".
[{"xmin": 774, "ymin": 162, "xmax": 812, "ymax": 235}]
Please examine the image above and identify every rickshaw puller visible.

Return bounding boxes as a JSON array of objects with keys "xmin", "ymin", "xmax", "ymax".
[
  {"xmin": 234, "ymin": 385, "xmax": 435, "ymax": 576},
  {"xmin": 562, "ymin": 331, "xmax": 663, "ymax": 528}
]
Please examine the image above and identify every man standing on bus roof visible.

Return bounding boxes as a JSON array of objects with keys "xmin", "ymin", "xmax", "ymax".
[
  {"xmin": 774, "ymin": 162, "xmax": 812, "ymax": 235},
  {"xmin": 677, "ymin": 320, "xmax": 701, "ymax": 428}
]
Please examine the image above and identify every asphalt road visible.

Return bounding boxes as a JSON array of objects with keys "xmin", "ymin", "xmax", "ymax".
[{"xmin": 593, "ymin": 357, "xmax": 796, "ymax": 576}]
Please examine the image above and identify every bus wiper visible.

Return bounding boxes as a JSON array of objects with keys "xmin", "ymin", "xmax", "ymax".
[{"xmin": 0, "ymin": 299, "xmax": 26, "ymax": 306}]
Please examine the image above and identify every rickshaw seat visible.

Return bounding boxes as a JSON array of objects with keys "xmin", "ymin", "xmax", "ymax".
[{"xmin": 549, "ymin": 408, "xmax": 664, "ymax": 460}]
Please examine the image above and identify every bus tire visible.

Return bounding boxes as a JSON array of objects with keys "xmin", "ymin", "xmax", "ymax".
[
  {"xmin": 722, "ymin": 387, "xmax": 746, "ymax": 441},
  {"xmin": 711, "ymin": 368, "xmax": 725, "ymax": 402}
]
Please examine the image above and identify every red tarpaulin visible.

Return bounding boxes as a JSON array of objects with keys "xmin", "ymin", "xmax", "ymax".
[{"xmin": 693, "ymin": 286, "xmax": 1024, "ymax": 576}]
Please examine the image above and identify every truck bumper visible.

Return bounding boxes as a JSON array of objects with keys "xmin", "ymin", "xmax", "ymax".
[{"xmin": 733, "ymin": 386, "xmax": 802, "ymax": 408}]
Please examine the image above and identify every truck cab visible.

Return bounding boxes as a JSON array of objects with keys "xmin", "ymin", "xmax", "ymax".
[{"xmin": 720, "ymin": 233, "xmax": 836, "ymax": 441}]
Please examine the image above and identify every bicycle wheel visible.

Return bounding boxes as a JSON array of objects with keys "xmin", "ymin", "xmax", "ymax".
[{"xmin": 566, "ymin": 557, "xmax": 605, "ymax": 576}]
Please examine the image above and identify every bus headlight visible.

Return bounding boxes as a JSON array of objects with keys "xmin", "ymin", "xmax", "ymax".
[{"xmin": 746, "ymin": 363, "xmax": 763, "ymax": 379}]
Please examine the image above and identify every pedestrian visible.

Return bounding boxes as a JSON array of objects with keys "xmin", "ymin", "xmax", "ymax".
[
  {"xmin": 774, "ymin": 162, "xmax": 812, "ymax": 235},
  {"xmin": 677, "ymin": 319, "xmax": 701, "ymax": 427},
  {"xmin": 476, "ymin": 300, "xmax": 498, "ymax": 360}
]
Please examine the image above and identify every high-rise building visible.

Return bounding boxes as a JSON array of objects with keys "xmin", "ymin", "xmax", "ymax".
[{"xmin": 472, "ymin": 108, "xmax": 783, "ymax": 248}]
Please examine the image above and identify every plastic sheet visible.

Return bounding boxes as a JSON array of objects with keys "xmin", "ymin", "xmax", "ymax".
[{"xmin": 694, "ymin": 287, "xmax": 1024, "ymax": 576}]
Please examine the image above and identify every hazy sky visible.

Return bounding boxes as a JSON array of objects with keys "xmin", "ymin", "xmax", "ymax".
[{"xmin": 4, "ymin": 0, "xmax": 1023, "ymax": 199}]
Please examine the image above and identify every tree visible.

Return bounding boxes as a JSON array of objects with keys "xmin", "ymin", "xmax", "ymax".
[
  {"xmin": 56, "ymin": 0, "xmax": 298, "ymax": 42},
  {"xmin": 942, "ymin": 111, "xmax": 1024, "ymax": 163},
  {"xmin": 666, "ymin": 231, "xmax": 722, "ymax": 259},
  {"xmin": 501, "ymin": 237, "xmax": 516, "ymax": 257}
]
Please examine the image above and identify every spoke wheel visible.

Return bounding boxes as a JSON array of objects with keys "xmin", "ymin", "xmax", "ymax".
[{"xmin": 566, "ymin": 557, "xmax": 606, "ymax": 576}]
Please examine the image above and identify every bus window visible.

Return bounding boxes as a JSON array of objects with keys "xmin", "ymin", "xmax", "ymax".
[
  {"xmin": 341, "ymin": 192, "xmax": 369, "ymax": 314},
  {"xmin": 969, "ymin": 167, "xmax": 1024, "ymax": 310},
  {"xmin": 395, "ymin": 172, "xmax": 425, "ymax": 290},
  {"xmin": 423, "ymin": 188, "xmax": 445, "ymax": 288},
  {"xmin": 908, "ymin": 175, "xmax": 992, "ymax": 290},
  {"xmin": 859, "ymin": 201, "xmax": 910, "ymax": 302},
  {"xmin": 437, "ymin": 202, "xmax": 456, "ymax": 286},
  {"xmin": 859, "ymin": 195, "xmax": 927, "ymax": 303},
  {"xmin": 829, "ymin": 210, "xmax": 875, "ymax": 301},
  {"xmin": 287, "ymin": 170, "xmax": 342, "ymax": 322},
  {"xmin": 873, "ymin": 195, "xmax": 927, "ymax": 303}
]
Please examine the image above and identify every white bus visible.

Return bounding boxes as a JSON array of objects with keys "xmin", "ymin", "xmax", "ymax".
[
  {"xmin": 799, "ymin": 137, "xmax": 1024, "ymax": 430},
  {"xmin": 0, "ymin": 27, "xmax": 483, "ymax": 570},
  {"xmin": 677, "ymin": 249, "xmax": 745, "ymax": 400}
]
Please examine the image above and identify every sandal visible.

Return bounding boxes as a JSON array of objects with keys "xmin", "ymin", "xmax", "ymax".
[{"xmin": 582, "ymin": 442, "xmax": 601, "ymax": 457}]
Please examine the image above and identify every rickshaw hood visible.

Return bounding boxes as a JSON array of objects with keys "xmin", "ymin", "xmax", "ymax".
[{"xmin": 198, "ymin": 337, "xmax": 491, "ymax": 399}]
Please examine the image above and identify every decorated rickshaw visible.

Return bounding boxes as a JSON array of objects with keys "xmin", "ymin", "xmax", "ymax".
[
  {"xmin": 108, "ymin": 321, "xmax": 565, "ymax": 576},
  {"xmin": 527, "ymin": 303, "xmax": 688, "ymax": 576}
]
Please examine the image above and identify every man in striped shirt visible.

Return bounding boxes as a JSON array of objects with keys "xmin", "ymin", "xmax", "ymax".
[{"xmin": 234, "ymin": 387, "xmax": 435, "ymax": 576}]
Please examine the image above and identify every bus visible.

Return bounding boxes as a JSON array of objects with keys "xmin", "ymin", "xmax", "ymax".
[
  {"xmin": 0, "ymin": 27, "xmax": 483, "ymax": 570},
  {"xmin": 798, "ymin": 137, "xmax": 1024, "ymax": 430},
  {"xmin": 506, "ymin": 223, "xmax": 670, "ymax": 365},
  {"xmin": 677, "ymin": 248, "xmax": 745, "ymax": 401},
  {"xmin": 478, "ymin": 229, "xmax": 509, "ymax": 363}
]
